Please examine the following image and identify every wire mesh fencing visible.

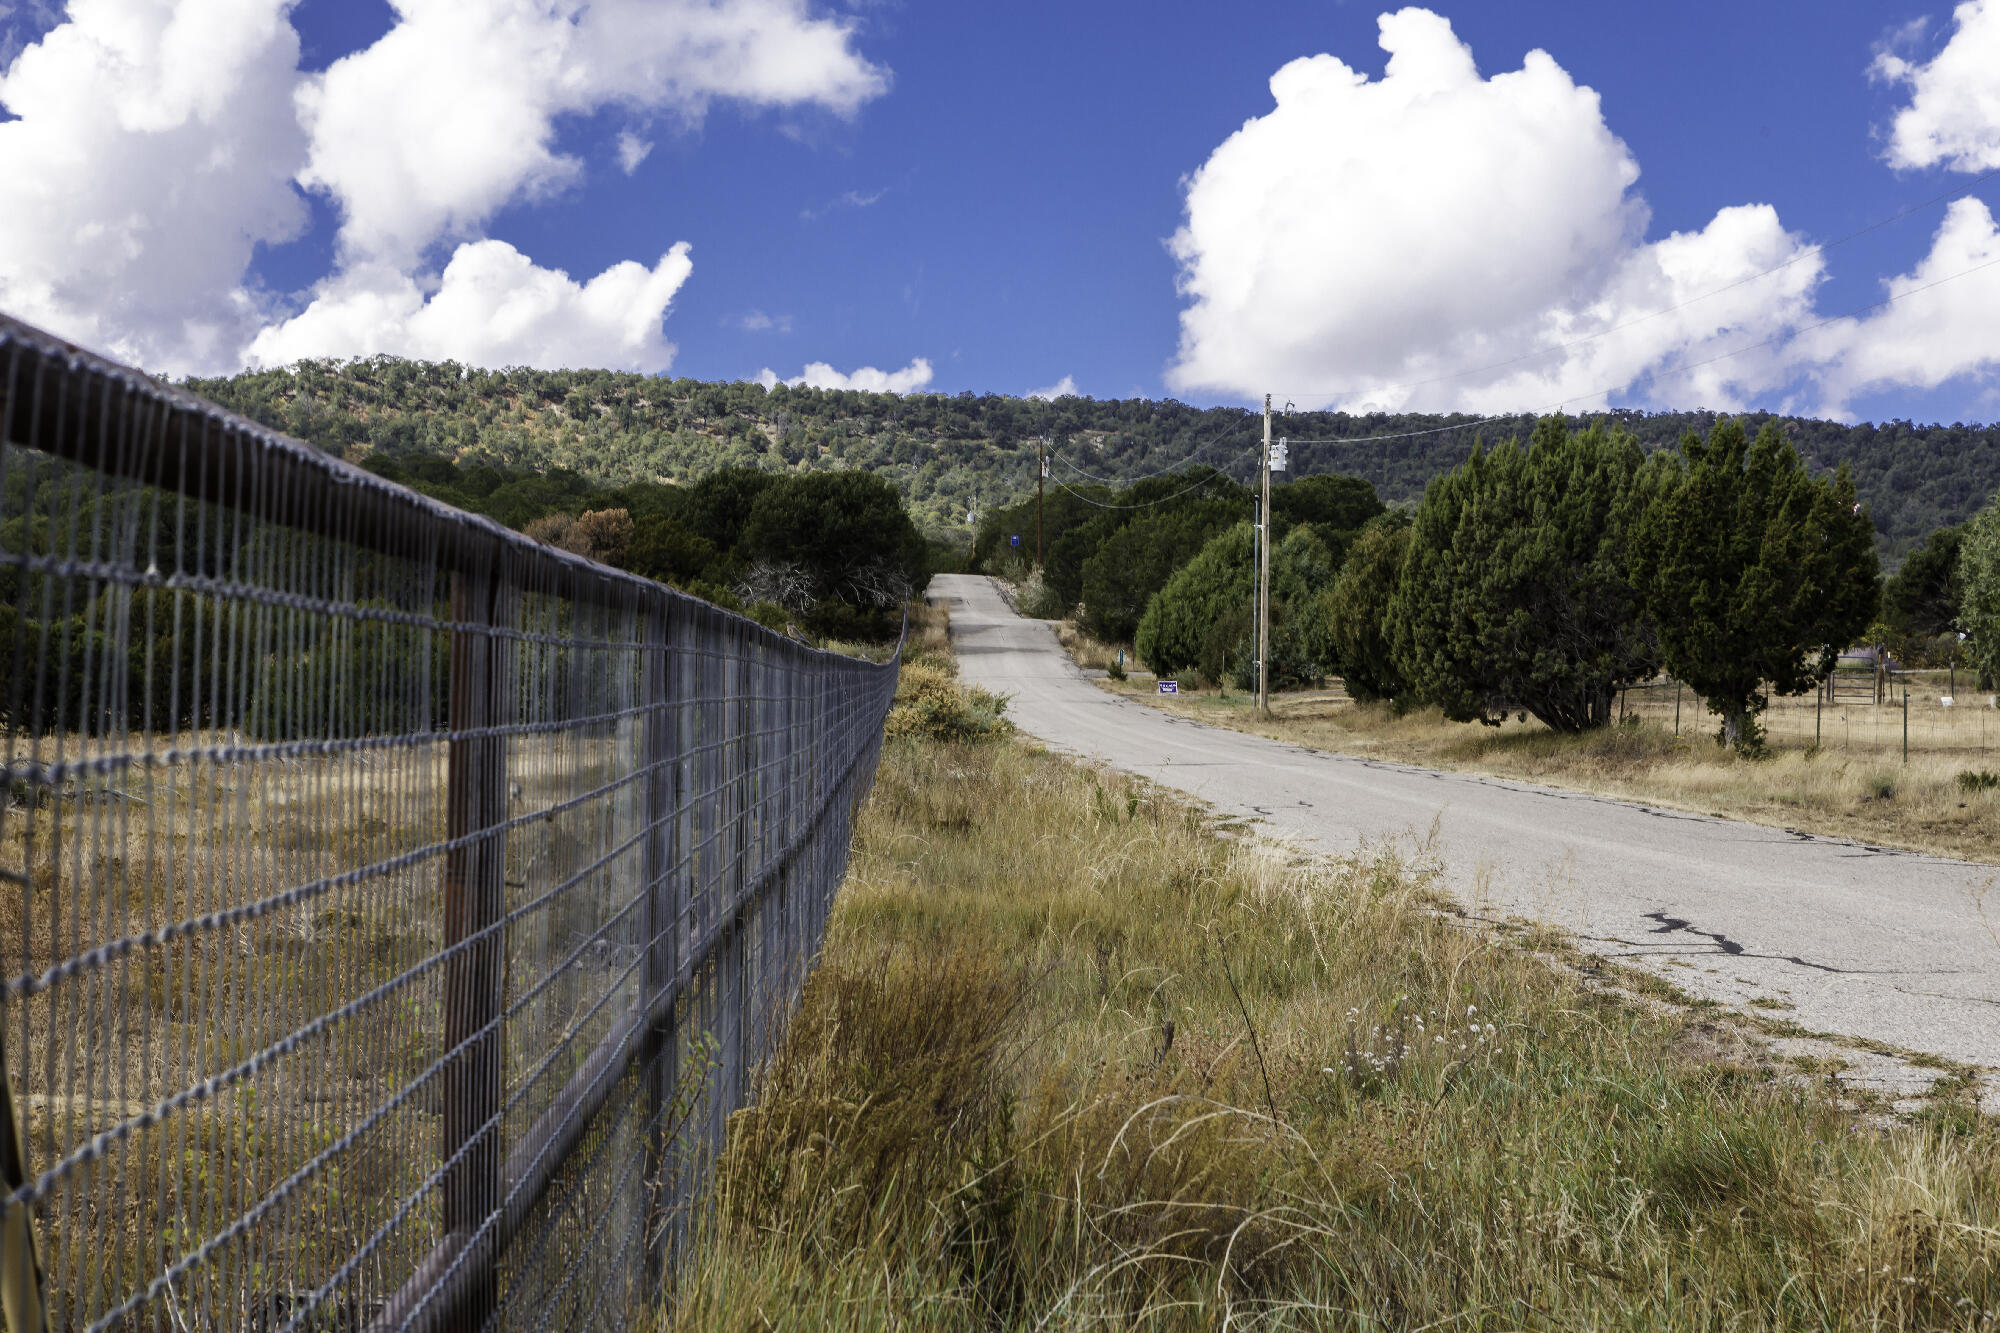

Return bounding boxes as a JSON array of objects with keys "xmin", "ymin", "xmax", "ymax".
[
  {"xmin": 0, "ymin": 312, "xmax": 901, "ymax": 1332},
  {"xmin": 1614, "ymin": 674, "xmax": 2000, "ymax": 762}
]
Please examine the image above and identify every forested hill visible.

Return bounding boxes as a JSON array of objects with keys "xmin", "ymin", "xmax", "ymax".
[{"xmin": 188, "ymin": 357, "xmax": 2000, "ymax": 563}]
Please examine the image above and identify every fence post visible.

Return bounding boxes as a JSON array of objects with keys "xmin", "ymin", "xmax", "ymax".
[{"xmin": 441, "ymin": 557, "xmax": 512, "ymax": 1329}]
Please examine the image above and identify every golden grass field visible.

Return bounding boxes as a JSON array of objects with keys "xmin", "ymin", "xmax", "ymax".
[{"xmin": 658, "ymin": 606, "xmax": 2000, "ymax": 1330}]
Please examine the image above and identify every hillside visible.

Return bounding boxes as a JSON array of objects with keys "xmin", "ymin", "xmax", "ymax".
[{"xmin": 188, "ymin": 358, "xmax": 2000, "ymax": 563}]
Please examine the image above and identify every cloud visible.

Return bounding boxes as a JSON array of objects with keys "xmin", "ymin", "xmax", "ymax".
[
  {"xmin": 799, "ymin": 186, "xmax": 885, "ymax": 220},
  {"xmin": 1165, "ymin": 7, "xmax": 2000, "ymax": 418},
  {"xmin": 1874, "ymin": 0, "xmax": 2000, "ymax": 172},
  {"xmin": 297, "ymin": 0, "xmax": 889, "ymax": 270},
  {"xmin": 1795, "ymin": 198, "xmax": 2000, "ymax": 413},
  {"xmin": 731, "ymin": 308, "xmax": 794, "ymax": 333},
  {"xmin": 0, "ymin": 0, "xmax": 308, "ymax": 374},
  {"xmin": 0, "ymin": 0, "xmax": 886, "ymax": 373},
  {"xmin": 616, "ymin": 130, "xmax": 653, "ymax": 174},
  {"xmin": 1027, "ymin": 374, "xmax": 1078, "ymax": 400},
  {"xmin": 1167, "ymin": 9, "xmax": 1828, "ymax": 414},
  {"xmin": 248, "ymin": 239, "xmax": 693, "ymax": 372},
  {"xmin": 757, "ymin": 357, "xmax": 933, "ymax": 393}
]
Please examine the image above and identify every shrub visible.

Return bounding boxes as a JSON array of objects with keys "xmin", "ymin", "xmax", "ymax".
[{"xmin": 885, "ymin": 663, "xmax": 1012, "ymax": 743}]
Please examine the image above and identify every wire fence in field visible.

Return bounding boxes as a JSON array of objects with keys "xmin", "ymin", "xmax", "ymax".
[
  {"xmin": 1613, "ymin": 671, "xmax": 2000, "ymax": 762},
  {"xmin": 0, "ymin": 311, "xmax": 901, "ymax": 1332}
]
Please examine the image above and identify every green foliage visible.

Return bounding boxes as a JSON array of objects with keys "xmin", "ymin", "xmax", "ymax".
[
  {"xmin": 1135, "ymin": 523, "xmax": 1333, "ymax": 689},
  {"xmin": 1884, "ymin": 522, "xmax": 1964, "ymax": 638},
  {"xmin": 1959, "ymin": 491, "xmax": 2000, "ymax": 688},
  {"xmin": 1316, "ymin": 513, "xmax": 1412, "ymax": 705},
  {"xmin": 1630, "ymin": 420, "xmax": 1880, "ymax": 751},
  {"xmin": 1388, "ymin": 419, "xmax": 1659, "ymax": 732},
  {"xmin": 1270, "ymin": 471, "xmax": 1386, "ymax": 567},
  {"xmin": 740, "ymin": 470, "xmax": 927, "ymax": 637},
  {"xmin": 189, "ymin": 357, "xmax": 1998, "ymax": 564},
  {"xmin": 884, "ymin": 663, "xmax": 1013, "ymax": 743}
]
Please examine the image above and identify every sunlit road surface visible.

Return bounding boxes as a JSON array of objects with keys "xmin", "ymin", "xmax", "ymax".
[{"xmin": 932, "ymin": 573, "xmax": 2000, "ymax": 1079}]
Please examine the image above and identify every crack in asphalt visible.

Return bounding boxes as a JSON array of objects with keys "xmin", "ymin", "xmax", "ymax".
[{"xmin": 1639, "ymin": 910, "xmax": 1899, "ymax": 975}]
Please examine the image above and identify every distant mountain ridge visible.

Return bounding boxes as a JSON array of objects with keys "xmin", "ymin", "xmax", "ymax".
[{"xmin": 188, "ymin": 357, "xmax": 2000, "ymax": 564}]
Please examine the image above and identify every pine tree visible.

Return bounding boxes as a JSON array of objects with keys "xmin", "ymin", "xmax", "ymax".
[{"xmin": 1630, "ymin": 420, "xmax": 1879, "ymax": 751}]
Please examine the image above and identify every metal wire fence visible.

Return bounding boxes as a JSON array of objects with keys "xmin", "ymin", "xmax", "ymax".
[
  {"xmin": 0, "ymin": 312, "xmax": 901, "ymax": 1332},
  {"xmin": 1615, "ymin": 673, "xmax": 2000, "ymax": 762}
]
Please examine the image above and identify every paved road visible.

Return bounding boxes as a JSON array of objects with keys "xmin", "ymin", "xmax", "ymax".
[{"xmin": 933, "ymin": 573, "xmax": 2000, "ymax": 1073}]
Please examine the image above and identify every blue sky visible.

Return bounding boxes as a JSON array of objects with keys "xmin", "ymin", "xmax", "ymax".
[{"xmin": 5, "ymin": 1, "xmax": 2000, "ymax": 424}]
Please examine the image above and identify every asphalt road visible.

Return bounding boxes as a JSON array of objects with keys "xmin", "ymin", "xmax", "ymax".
[{"xmin": 932, "ymin": 573, "xmax": 2000, "ymax": 1073}]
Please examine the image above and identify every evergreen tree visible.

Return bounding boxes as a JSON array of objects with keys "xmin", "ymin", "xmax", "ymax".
[
  {"xmin": 1884, "ymin": 522, "xmax": 1964, "ymax": 639},
  {"xmin": 1388, "ymin": 418, "xmax": 1658, "ymax": 732},
  {"xmin": 1315, "ymin": 512, "xmax": 1412, "ymax": 705},
  {"xmin": 1136, "ymin": 523, "xmax": 1332, "ymax": 688},
  {"xmin": 1958, "ymin": 492, "xmax": 2000, "ymax": 689},
  {"xmin": 1629, "ymin": 420, "xmax": 1879, "ymax": 751}
]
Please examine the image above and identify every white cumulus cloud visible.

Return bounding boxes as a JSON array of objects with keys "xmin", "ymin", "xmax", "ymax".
[
  {"xmin": 1795, "ymin": 198, "xmax": 2000, "ymax": 414},
  {"xmin": 0, "ymin": 0, "xmax": 308, "ymax": 374},
  {"xmin": 1166, "ymin": 8, "xmax": 1824, "ymax": 414},
  {"xmin": 757, "ymin": 357, "xmax": 933, "ymax": 393},
  {"xmin": 1874, "ymin": 0, "xmax": 2000, "ymax": 172},
  {"xmin": 1027, "ymin": 375, "xmax": 1078, "ymax": 400},
  {"xmin": 0, "ymin": 0, "xmax": 886, "ymax": 373},
  {"xmin": 248, "ymin": 240, "xmax": 693, "ymax": 371}
]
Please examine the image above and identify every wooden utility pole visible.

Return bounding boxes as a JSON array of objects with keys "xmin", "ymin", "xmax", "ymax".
[
  {"xmin": 1258, "ymin": 395, "xmax": 1272, "ymax": 715},
  {"xmin": 1036, "ymin": 437, "xmax": 1046, "ymax": 570}
]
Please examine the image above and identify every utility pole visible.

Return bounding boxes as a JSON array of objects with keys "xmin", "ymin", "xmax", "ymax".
[
  {"xmin": 1258, "ymin": 395, "xmax": 1272, "ymax": 715},
  {"xmin": 1036, "ymin": 436, "xmax": 1047, "ymax": 570}
]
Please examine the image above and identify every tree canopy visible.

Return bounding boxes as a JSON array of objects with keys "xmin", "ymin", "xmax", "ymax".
[
  {"xmin": 1628, "ymin": 421, "xmax": 1879, "ymax": 750},
  {"xmin": 1389, "ymin": 419, "xmax": 1658, "ymax": 733}
]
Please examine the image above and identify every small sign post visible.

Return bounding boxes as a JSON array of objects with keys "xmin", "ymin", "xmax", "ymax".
[{"xmin": 1158, "ymin": 680, "xmax": 1178, "ymax": 695}]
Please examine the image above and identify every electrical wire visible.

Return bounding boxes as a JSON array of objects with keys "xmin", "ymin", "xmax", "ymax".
[
  {"xmin": 1045, "ymin": 463, "xmax": 1252, "ymax": 510},
  {"xmin": 1046, "ymin": 409, "xmax": 1256, "ymax": 484}
]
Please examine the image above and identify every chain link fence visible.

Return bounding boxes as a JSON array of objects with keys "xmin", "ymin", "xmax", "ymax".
[{"xmin": 0, "ymin": 312, "xmax": 900, "ymax": 1331}]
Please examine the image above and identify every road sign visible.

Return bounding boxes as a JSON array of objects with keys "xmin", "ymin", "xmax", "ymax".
[
  {"xmin": 1158, "ymin": 680, "xmax": 1178, "ymax": 694},
  {"xmin": 1009, "ymin": 534, "xmax": 1020, "ymax": 547}
]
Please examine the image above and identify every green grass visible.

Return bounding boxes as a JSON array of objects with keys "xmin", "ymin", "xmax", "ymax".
[{"xmin": 658, "ymin": 713, "xmax": 2000, "ymax": 1330}]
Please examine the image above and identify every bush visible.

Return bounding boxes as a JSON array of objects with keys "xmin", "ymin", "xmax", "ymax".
[
  {"xmin": 885, "ymin": 663, "xmax": 1012, "ymax": 743},
  {"xmin": 1014, "ymin": 570, "xmax": 1068, "ymax": 620}
]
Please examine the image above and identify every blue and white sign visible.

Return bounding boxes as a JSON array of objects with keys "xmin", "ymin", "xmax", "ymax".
[
  {"xmin": 1158, "ymin": 680, "xmax": 1179, "ymax": 694},
  {"xmin": 1009, "ymin": 534, "xmax": 1021, "ymax": 547}
]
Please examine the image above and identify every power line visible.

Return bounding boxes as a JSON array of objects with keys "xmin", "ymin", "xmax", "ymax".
[
  {"xmin": 1045, "ymin": 462, "xmax": 1250, "ymax": 511},
  {"xmin": 1047, "ymin": 411, "xmax": 1256, "ymax": 484}
]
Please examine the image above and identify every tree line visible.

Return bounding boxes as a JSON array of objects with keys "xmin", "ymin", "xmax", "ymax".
[
  {"xmin": 187, "ymin": 357, "xmax": 2000, "ymax": 564},
  {"xmin": 989, "ymin": 417, "xmax": 1933, "ymax": 753}
]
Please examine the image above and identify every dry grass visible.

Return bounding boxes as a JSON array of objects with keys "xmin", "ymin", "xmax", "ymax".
[
  {"xmin": 660, "ymin": 672, "xmax": 2000, "ymax": 1328},
  {"xmin": 1101, "ymin": 678, "xmax": 2000, "ymax": 865}
]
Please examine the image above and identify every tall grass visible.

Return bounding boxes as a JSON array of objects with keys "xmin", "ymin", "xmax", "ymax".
[{"xmin": 660, "ymin": 723, "xmax": 2000, "ymax": 1329}]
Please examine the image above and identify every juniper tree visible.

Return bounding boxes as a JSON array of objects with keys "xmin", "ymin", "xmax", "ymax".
[
  {"xmin": 1387, "ymin": 417, "xmax": 1658, "ymax": 732},
  {"xmin": 1959, "ymin": 491, "xmax": 2000, "ymax": 689},
  {"xmin": 1629, "ymin": 420, "xmax": 1878, "ymax": 752},
  {"xmin": 1315, "ymin": 512, "xmax": 1412, "ymax": 705}
]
